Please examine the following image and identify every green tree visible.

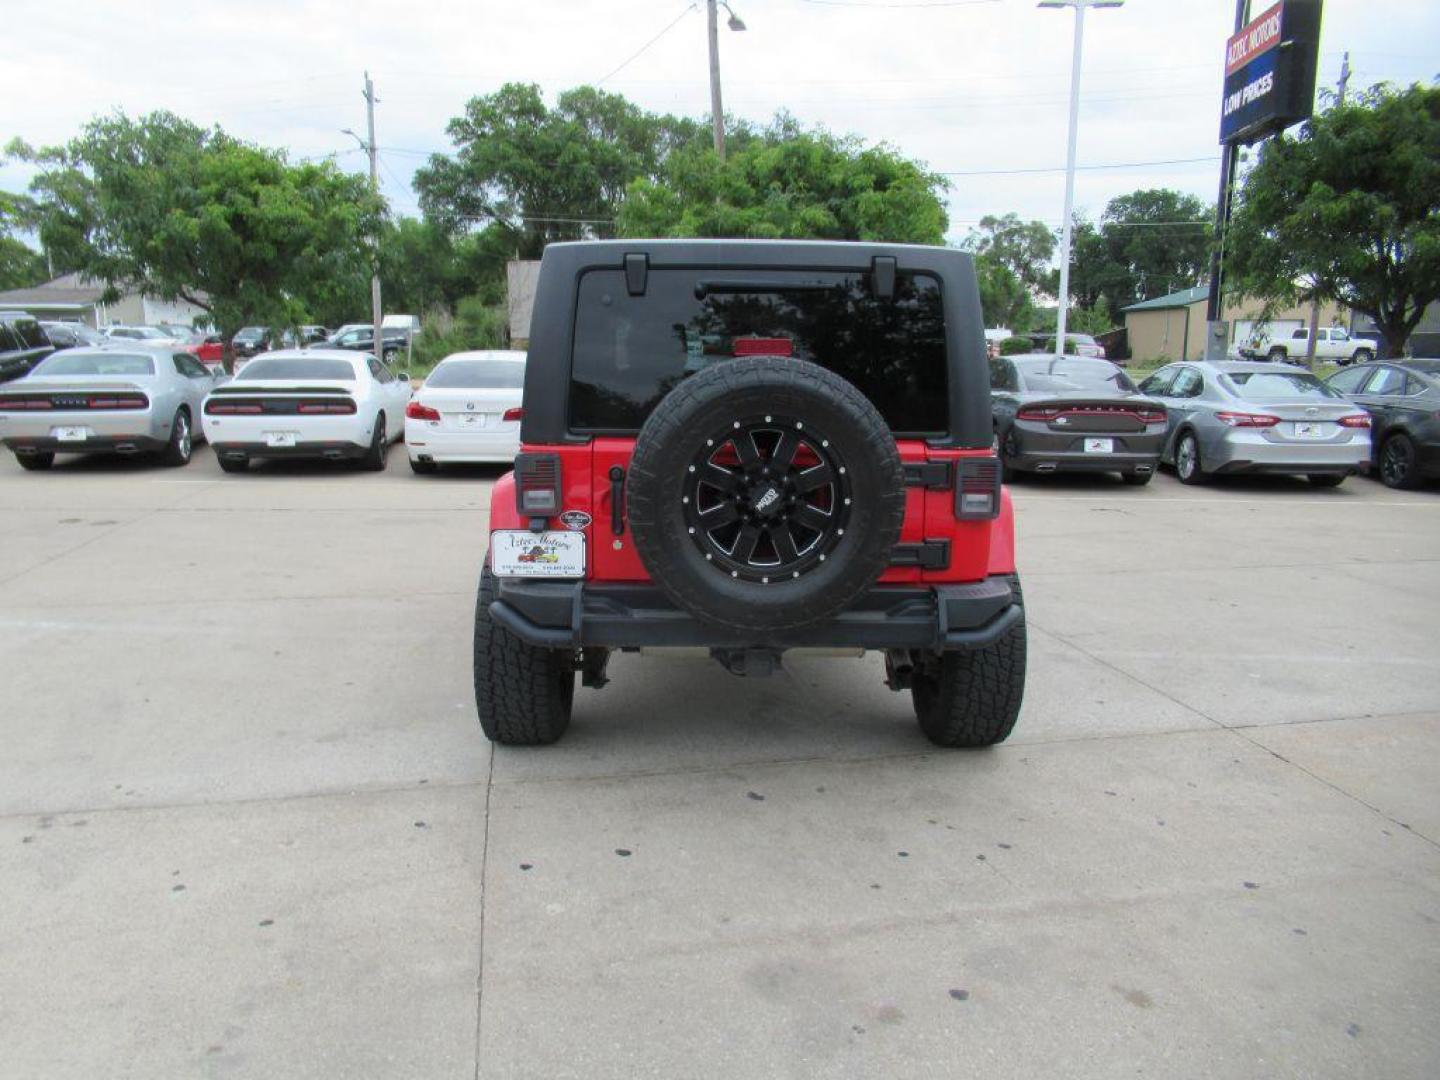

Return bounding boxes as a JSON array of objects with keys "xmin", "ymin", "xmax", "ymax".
[
  {"xmin": 618, "ymin": 115, "xmax": 948, "ymax": 243},
  {"xmin": 1227, "ymin": 83, "xmax": 1440, "ymax": 358},
  {"xmin": 973, "ymin": 252, "xmax": 1035, "ymax": 330},
  {"xmin": 963, "ymin": 213, "xmax": 1056, "ymax": 292},
  {"xmin": 1068, "ymin": 189, "xmax": 1213, "ymax": 308},
  {"xmin": 0, "ymin": 190, "xmax": 46, "ymax": 290},
  {"xmin": 414, "ymin": 83, "xmax": 702, "ymax": 256},
  {"xmin": 9, "ymin": 112, "xmax": 382, "ymax": 341}
]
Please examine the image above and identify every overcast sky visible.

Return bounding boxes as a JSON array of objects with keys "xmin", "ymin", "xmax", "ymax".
[{"xmin": 2, "ymin": 0, "xmax": 1436, "ymax": 248}]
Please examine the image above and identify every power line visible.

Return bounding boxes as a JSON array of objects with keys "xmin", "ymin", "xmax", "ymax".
[
  {"xmin": 940, "ymin": 155, "xmax": 1220, "ymax": 176},
  {"xmin": 597, "ymin": 4, "xmax": 699, "ymax": 87}
]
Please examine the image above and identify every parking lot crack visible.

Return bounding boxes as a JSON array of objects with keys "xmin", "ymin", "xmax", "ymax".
[{"xmin": 473, "ymin": 749, "xmax": 496, "ymax": 1080}]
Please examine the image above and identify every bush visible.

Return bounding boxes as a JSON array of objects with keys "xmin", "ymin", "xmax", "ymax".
[
  {"xmin": 409, "ymin": 296, "xmax": 509, "ymax": 374},
  {"xmin": 999, "ymin": 336, "xmax": 1033, "ymax": 356}
]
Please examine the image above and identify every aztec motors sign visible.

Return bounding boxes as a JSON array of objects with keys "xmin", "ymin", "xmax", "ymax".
[{"xmin": 1219, "ymin": 0, "xmax": 1322, "ymax": 145}]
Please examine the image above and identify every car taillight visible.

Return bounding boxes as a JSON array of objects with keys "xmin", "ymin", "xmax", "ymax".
[
  {"xmin": 955, "ymin": 457, "xmax": 1002, "ymax": 519},
  {"xmin": 88, "ymin": 395, "xmax": 147, "ymax": 409},
  {"xmin": 502, "ymin": 407, "xmax": 524, "ymax": 422},
  {"xmin": 405, "ymin": 400, "xmax": 441, "ymax": 421},
  {"xmin": 298, "ymin": 401, "xmax": 357, "ymax": 414},
  {"xmin": 206, "ymin": 402, "xmax": 263, "ymax": 415},
  {"xmin": 1216, "ymin": 411, "xmax": 1281, "ymax": 428},
  {"xmin": 1135, "ymin": 408, "xmax": 1167, "ymax": 424},
  {"xmin": 1338, "ymin": 414, "xmax": 1371, "ymax": 428},
  {"xmin": 514, "ymin": 452, "xmax": 561, "ymax": 517},
  {"xmin": 1016, "ymin": 406, "xmax": 1061, "ymax": 422}
]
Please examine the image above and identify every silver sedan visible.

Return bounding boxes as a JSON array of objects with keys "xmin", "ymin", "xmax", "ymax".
[
  {"xmin": 1138, "ymin": 361, "xmax": 1372, "ymax": 487},
  {"xmin": 0, "ymin": 344, "xmax": 222, "ymax": 470}
]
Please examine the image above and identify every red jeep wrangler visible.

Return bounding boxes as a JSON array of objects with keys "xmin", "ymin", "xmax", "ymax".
[{"xmin": 477, "ymin": 240, "xmax": 1025, "ymax": 746}]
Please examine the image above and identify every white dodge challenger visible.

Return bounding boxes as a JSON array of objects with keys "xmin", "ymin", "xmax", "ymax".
[{"xmin": 203, "ymin": 350, "xmax": 410, "ymax": 473}]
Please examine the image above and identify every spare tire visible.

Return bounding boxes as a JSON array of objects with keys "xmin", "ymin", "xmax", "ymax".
[{"xmin": 626, "ymin": 355, "xmax": 906, "ymax": 632}]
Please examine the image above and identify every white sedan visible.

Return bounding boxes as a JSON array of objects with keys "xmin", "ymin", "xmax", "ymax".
[
  {"xmin": 404, "ymin": 350, "xmax": 526, "ymax": 472},
  {"xmin": 203, "ymin": 349, "xmax": 410, "ymax": 473}
]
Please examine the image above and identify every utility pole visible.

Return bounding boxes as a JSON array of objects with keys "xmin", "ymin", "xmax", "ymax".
[
  {"xmin": 1303, "ymin": 52, "xmax": 1349, "ymax": 366},
  {"xmin": 364, "ymin": 72, "xmax": 383, "ymax": 366},
  {"xmin": 707, "ymin": 0, "xmax": 726, "ymax": 160},
  {"xmin": 705, "ymin": 2, "xmax": 747, "ymax": 161}
]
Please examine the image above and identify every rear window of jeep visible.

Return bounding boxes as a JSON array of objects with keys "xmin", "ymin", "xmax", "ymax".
[{"xmin": 569, "ymin": 268, "xmax": 948, "ymax": 434}]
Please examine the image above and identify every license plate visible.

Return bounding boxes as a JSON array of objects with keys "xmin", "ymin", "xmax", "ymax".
[
  {"xmin": 265, "ymin": 432, "xmax": 297, "ymax": 448},
  {"xmin": 53, "ymin": 426, "xmax": 88, "ymax": 442},
  {"xmin": 1083, "ymin": 437, "xmax": 1114, "ymax": 454},
  {"xmin": 459, "ymin": 413, "xmax": 486, "ymax": 427},
  {"xmin": 1291, "ymin": 422, "xmax": 1328, "ymax": 438},
  {"xmin": 490, "ymin": 530, "xmax": 586, "ymax": 578}
]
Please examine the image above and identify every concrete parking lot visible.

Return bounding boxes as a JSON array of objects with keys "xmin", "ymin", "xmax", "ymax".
[{"xmin": 2, "ymin": 451, "xmax": 1437, "ymax": 1080}]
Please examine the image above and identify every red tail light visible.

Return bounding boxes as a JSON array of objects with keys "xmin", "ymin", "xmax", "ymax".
[
  {"xmin": 206, "ymin": 402, "xmax": 263, "ymax": 415},
  {"xmin": 514, "ymin": 452, "xmax": 562, "ymax": 516},
  {"xmin": 298, "ymin": 401, "xmax": 357, "ymax": 414},
  {"xmin": 406, "ymin": 400, "xmax": 441, "ymax": 421},
  {"xmin": 1136, "ymin": 408, "xmax": 1167, "ymax": 424},
  {"xmin": 1216, "ymin": 411, "xmax": 1281, "ymax": 428},
  {"xmin": 86, "ymin": 395, "xmax": 148, "ymax": 409},
  {"xmin": 502, "ymin": 407, "xmax": 524, "ymax": 422},
  {"xmin": 1338, "ymin": 414, "xmax": 1371, "ymax": 428},
  {"xmin": 1016, "ymin": 406, "xmax": 1061, "ymax": 422}
]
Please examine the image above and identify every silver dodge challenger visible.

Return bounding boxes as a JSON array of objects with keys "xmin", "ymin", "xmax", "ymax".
[
  {"xmin": 1138, "ymin": 361, "xmax": 1372, "ymax": 487},
  {"xmin": 0, "ymin": 344, "xmax": 223, "ymax": 470}
]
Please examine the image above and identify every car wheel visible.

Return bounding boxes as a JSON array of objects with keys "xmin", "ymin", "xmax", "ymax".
[
  {"xmin": 1175, "ymin": 431, "xmax": 1207, "ymax": 485},
  {"xmin": 1267, "ymin": 347, "xmax": 1287, "ymax": 363},
  {"xmin": 218, "ymin": 454, "xmax": 249, "ymax": 474},
  {"xmin": 912, "ymin": 574, "xmax": 1026, "ymax": 748},
  {"xmin": 1352, "ymin": 349, "xmax": 1374, "ymax": 365},
  {"xmin": 1307, "ymin": 474, "xmax": 1346, "ymax": 488},
  {"xmin": 409, "ymin": 457, "xmax": 437, "ymax": 474},
  {"xmin": 15, "ymin": 451, "xmax": 55, "ymax": 472},
  {"xmin": 1121, "ymin": 470, "xmax": 1153, "ymax": 486},
  {"xmin": 158, "ymin": 408, "xmax": 193, "ymax": 467},
  {"xmin": 1379, "ymin": 433, "xmax": 1421, "ymax": 490},
  {"xmin": 473, "ymin": 565, "xmax": 574, "ymax": 745},
  {"xmin": 625, "ymin": 355, "xmax": 906, "ymax": 633},
  {"xmin": 359, "ymin": 414, "xmax": 387, "ymax": 471}
]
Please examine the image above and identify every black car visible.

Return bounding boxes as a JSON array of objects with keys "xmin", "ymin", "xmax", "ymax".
[
  {"xmin": 325, "ymin": 325, "xmax": 407, "ymax": 361},
  {"xmin": 231, "ymin": 326, "xmax": 271, "ymax": 359},
  {"xmin": 989, "ymin": 353, "xmax": 1167, "ymax": 484},
  {"xmin": 0, "ymin": 312, "xmax": 55, "ymax": 383},
  {"xmin": 1325, "ymin": 360, "xmax": 1440, "ymax": 489},
  {"xmin": 39, "ymin": 321, "xmax": 105, "ymax": 350}
]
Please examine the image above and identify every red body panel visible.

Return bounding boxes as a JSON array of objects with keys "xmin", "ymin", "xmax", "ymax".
[{"xmin": 503, "ymin": 438, "xmax": 1015, "ymax": 586}]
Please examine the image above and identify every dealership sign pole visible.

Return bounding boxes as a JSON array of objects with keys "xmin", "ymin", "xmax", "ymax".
[{"xmin": 1203, "ymin": 0, "xmax": 1323, "ymax": 362}]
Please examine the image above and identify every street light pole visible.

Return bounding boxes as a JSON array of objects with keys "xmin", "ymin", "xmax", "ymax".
[
  {"xmin": 363, "ymin": 72, "xmax": 383, "ymax": 367},
  {"xmin": 1040, "ymin": 0, "xmax": 1122, "ymax": 355},
  {"xmin": 706, "ymin": 1, "xmax": 746, "ymax": 161}
]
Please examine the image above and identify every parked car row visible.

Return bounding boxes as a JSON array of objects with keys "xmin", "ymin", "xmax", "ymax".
[
  {"xmin": 989, "ymin": 352, "xmax": 1437, "ymax": 490},
  {"xmin": 0, "ymin": 345, "xmax": 527, "ymax": 475}
]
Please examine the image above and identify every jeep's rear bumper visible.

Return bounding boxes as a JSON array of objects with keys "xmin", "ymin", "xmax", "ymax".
[{"xmin": 489, "ymin": 576, "xmax": 1020, "ymax": 652}]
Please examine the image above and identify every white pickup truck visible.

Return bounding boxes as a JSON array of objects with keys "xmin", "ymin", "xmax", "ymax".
[{"xmin": 1253, "ymin": 326, "xmax": 1378, "ymax": 366}]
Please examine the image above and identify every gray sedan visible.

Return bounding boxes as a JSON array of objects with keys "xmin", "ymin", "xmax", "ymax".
[
  {"xmin": 0, "ymin": 344, "xmax": 222, "ymax": 470},
  {"xmin": 1138, "ymin": 361, "xmax": 1372, "ymax": 487},
  {"xmin": 990, "ymin": 353, "xmax": 1168, "ymax": 484}
]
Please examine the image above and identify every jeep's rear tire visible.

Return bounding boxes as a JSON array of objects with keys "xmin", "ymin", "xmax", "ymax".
[
  {"xmin": 912, "ymin": 575, "xmax": 1026, "ymax": 748},
  {"xmin": 473, "ymin": 564, "xmax": 574, "ymax": 745},
  {"xmin": 626, "ymin": 355, "xmax": 906, "ymax": 633}
]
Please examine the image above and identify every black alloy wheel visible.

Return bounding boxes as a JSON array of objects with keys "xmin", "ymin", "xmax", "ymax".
[
  {"xmin": 1379, "ymin": 433, "xmax": 1419, "ymax": 489},
  {"xmin": 681, "ymin": 417, "xmax": 851, "ymax": 585}
]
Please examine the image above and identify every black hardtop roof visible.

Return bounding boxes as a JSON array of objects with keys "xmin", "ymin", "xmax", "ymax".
[{"xmin": 523, "ymin": 239, "xmax": 989, "ymax": 449}]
